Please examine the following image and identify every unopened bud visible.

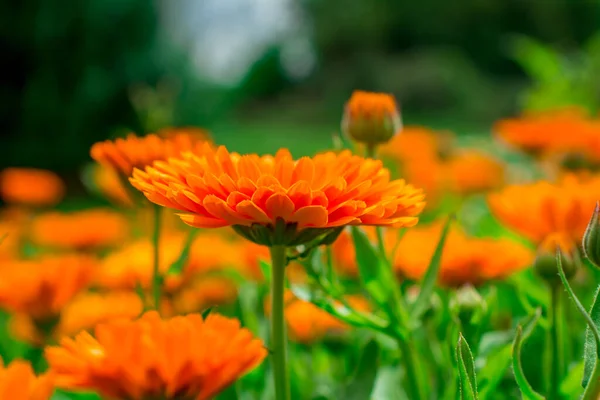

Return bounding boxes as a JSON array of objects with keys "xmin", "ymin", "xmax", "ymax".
[
  {"xmin": 341, "ymin": 90, "xmax": 401, "ymax": 147},
  {"xmin": 450, "ymin": 285, "xmax": 487, "ymax": 319},
  {"xmin": 534, "ymin": 233, "xmax": 578, "ymax": 284},
  {"xmin": 583, "ymin": 202, "xmax": 600, "ymax": 268}
]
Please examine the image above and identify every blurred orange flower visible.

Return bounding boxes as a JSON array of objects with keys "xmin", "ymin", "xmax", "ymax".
[
  {"xmin": 0, "ymin": 358, "xmax": 54, "ymax": 400},
  {"xmin": 46, "ymin": 311, "xmax": 267, "ymax": 400},
  {"xmin": 131, "ymin": 146, "xmax": 425, "ymax": 246},
  {"xmin": 0, "ymin": 255, "xmax": 94, "ymax": 321},
  {"xmin": 266, "ymin": 292, "xmax": 369, "ymax": 344},
  {"xmin": 488, "ymin": 174, "xmax": 600, "ymax": 244},
  {"xmin": 30, "ymin": 209, "xmax": 129, "ymax": 251},
  {"xmin": 91, "ymin": 165, "xmax": 134, "ymax": 206},
  {"xmin": 394, "ymin": 224, "xmax": 533, "ymax": 287},
  {"xmin": 0, "ymin": 168, "xmax": 65, "ymax": 207},
  {"xmin": 170, "ymin": 276, "xmax": 238, "ymax": 315},
  {"xmin": 91, "ymin": 132, "xmax": 211, "ymax": 177},
  {"xmin": 445, "ymin": 151, "xmax": 505, "ymax": 195},
  {"xmin": 494, "ymin": 108, "xmax": 598, "ymax": 157},
  {"xmin": 342, "ymin": 90, "xmax": 401, "ymax": 145},
  {"xmin": 12, "ymin": 291, "xmax": 143, "ymax": 345},
  {"xmin": 96, "ymin": 233, "xmax": 256, "ymax": 293}
]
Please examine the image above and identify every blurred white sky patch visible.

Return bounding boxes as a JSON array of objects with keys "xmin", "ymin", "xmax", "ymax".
[{"xmin": 161, "ymin": 0, "xmax": 316, "ymax": 86}]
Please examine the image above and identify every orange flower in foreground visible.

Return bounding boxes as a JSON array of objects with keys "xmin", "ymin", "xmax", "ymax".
[
  {"xmin": 445, "ymin": 151, "xmax": 505, "ymax": 195},
  {"xmin": 46, "ymin": 311, "xmax": 267, "ymax": 400},
  {"xmin": 131, "ymin": 147, "xmax": 425, "ymax": 246},
  {"xmin": 91, "ymin": 132, "xmax": 211, "ymax": 177},
  {"xmin": 488, "ymin": 174, "xmax": 600, "ymax": 244},
  {"xmin": 342, "ymin": 90, "xmax": 401, "ymax": 145},
  {"xmin": 31, "ymin": 209, "xmax": 128, "ymax": 250},
  {"xmin": 0, "ymin": 358, "xmax": 54, "ymax": 400},
  {"xmin": 494, "ymin": 108, "xmax": 599, "ymax": 157},
  {"xmin": 0, "ymin": 255, "xmax": 94, "ymax": 320},
  {"xmin": 0, "ymin": 168, "xmax": 65, "ymax": 207},
  {"xmin": 394, "ymin": 224, "xmax": 533, "ymax": 287}
]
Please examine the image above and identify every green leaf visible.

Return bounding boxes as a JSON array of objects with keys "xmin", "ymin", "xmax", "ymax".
[
  {"xmin": 167, "ymin": 229, "xmax": 198, "ymax": 275},
  {"xmin": 512, "ymin": 309, "xmax": 545, "ymax": 400},
  {"xmin": 457, "ymin": 333, "xmax": 478, "ymax": 400},
  {"xmin": 201, "ymin": 306, "xmax": 214, "ymax": 319},
  {"xmin": 560, "ymin": 362, "xmax": 585, "ymax": 398},
  {"xmin": 351, "ymin": 227, "xmax": 392, "ymax": 307},
  {"xmin": 343, "ymin": 340, "xmax": 379, "ymax": 400},
  {"xmin": 477, "ymin": 344, "xmax": 512, "ymax": 399},
  {"xmin": 583, "ymin": 286, "xmax": 600, "ymax": 388},
  {"xmin": 411, "ymin": 216, "xmax": 452, "ymax": 318}
]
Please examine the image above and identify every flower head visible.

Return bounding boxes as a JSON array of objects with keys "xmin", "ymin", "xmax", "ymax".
[
  {"xmin": 46, "ymin": 311, "xmax": 267, "ymax": 400},
  {"xmin": 0, "ymin": 168, "xmax": 65, "ymax": 207},
  {"xmin": 494, "ymin": 108, "xmax": 598, "ymax": 157},
  {"xmin": 0, "ymin": 255, "xmax": 95, "ymax": 321},
  {"xmin": 394, "ymin": 224, "xmax": 533, "ymax": 287},
  {"xmin": 91, "ymin": 132, "xmax": 210, "ymax": 177},
  {"xmin": 342, "ymin": 90, "xmax": 401, "ymax": 145},
  {"xmin": 0, "ymin": 358, "xmax": 54, "ymax": 400},
  {"xmin": 445, "ymin": 151, "xmax": 505, "ymax": 195},
  {"xmin": 488, "ymin": 174, "xmax": 600, "ymax": 244},
  {"xmin": 131, "ymin": 146, "xmax": 425, "ymax": 246},
  {"xmin": 31, "ymin": 209, "xmax": 129, "ymax": 251}
]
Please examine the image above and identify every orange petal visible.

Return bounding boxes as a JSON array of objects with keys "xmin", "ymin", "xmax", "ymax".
[
  {"xmin": 178, "ymin": 213, "xmax": 229, "ymax": 228},
  {"xmin": 290, "ymin": 206, "xmax": 328, "ymax": 228},
  {"xmin": 265, "ymin": 193, "xmax": 295, "ymax": 220},
  {"xmin": 235, "ymin": 200, "xmax": 272, "ymax": 224}
]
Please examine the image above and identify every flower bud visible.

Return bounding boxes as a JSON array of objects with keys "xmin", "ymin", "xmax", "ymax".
[
  {"xmin": 534, "ymin": 233, "xmax": 578, "ymax": 284},
  {"xmin": 583, "ymin": 202, "xmax": 600, "ymax": 268},
  {"xmin": 341, "ymin": 90, "xmax": 401, "ymax": 147},
  {"xmin": 450, "ymin": 284, "xmax": 487, "ymax": 320}
]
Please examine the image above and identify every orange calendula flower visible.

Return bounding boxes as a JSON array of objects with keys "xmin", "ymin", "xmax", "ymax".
[
  {"xmin": 445, "ymin": 151, "xmax": 505, "ymax": 195},
  {"xmin": 30, "ymin": 209, "xmax": 129, "ymax": 251},
  {"xmin": 91, "ymin": 132, "xmax": 210, "ymax": 177},
  {"xmin": 394, "ymin": 224, "xmax": 533, "ymax": 287},
  {"xmin": 46, "ymin": 311, "xmax": 267, "ymax": 400},
  {"xmin": 169, "ymin": 277, "xmax": 238, "ymax": 315},
  {"xmin": 494, "ymin": 108, "xmax": 598, "ymax": 157},
  {"xmin": 488, "ymin": 174, "xmax": 600, "ymax": 244},
  {"xmin": 0, "ymin": 255, "xmax": 94, "ymax": 321},
  {"xmin": 89, "ymin": 165, "xmax": 134, "ymax": 206},
  {"xmin": 342, "ymin": 90, "xmax": 401, "ymax": 146},
  {"xmin": 0, "ymin": 358, "xmax": 54, "ymax": 400},
  {"xmin": 0, "ymin": 168, "xmax": 65, "ymax": 207},
  {"xmin": 131, "ymin": 146, "xmax": 425, "ymax": 246}
]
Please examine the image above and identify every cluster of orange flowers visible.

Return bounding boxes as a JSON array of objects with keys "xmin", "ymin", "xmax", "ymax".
[{"xmin": 3, "ymin": 91, "xmax": 600, "ymax": 399}]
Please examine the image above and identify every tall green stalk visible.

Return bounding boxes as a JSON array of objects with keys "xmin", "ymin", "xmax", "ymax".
[
  {"xmin": 151, "ymin": 204, "xmax": 162, "ymax": 311},
  {"xmin": 549, "ymin": 284, "xmax": 565, "ymax": 400},
  {"xmin": 269, "ymin": 245, "xmax": 290, "ymax": 400}
]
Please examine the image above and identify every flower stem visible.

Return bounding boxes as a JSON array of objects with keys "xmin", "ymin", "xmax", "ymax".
[
  {"xmin": 151, "ymin": 204, "xmax": 162, "ymax": 311},
  {"xmin": 269, "ymin": 245, "xmax": 290, "ymax": 400},
  {"xmin": 549, "ymin": 284, "xmax": 565, "ymax": 400},
  {"xmin": 398, "ymin": 335, "xmax": 427, "ymax": 400}
]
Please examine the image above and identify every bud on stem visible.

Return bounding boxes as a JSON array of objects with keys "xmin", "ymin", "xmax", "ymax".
[{"xmin": 583, "ymin": 202, "xmax": 600, "ymax": 268}]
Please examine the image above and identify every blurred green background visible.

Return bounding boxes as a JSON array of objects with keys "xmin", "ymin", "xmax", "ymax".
[{"xmin": 2, "ymin": 0, "xmax": 600, "ymax": 172}]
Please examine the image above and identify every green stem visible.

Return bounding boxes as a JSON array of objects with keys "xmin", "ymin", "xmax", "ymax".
[
  {"xmin": 549, "ymin": 284, "xmax": 564, "ymax": 400},
  {"xmin": 152, "ymin": 204, "xmax": 162, "ymax": 311},
  {"xmin": 269, "ymin": 245, "xmax": 290, "ymax": 400},
  {"xmin": 398, "ymin": 336, "xmax": 427, "ymax": 400}
]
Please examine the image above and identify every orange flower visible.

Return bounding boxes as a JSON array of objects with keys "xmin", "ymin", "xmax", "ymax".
[
  {"xmin": 488, "ymin": 174, "xmax": 600, "ymax": 244},
  {"xmin": 0, "ymin": 358, "xmax": 54, "ymax": 400},
  {"xmin": 30, "ymin": 209, "xmax": 129, "ymax": 250},
  {"xmin": 266, "ymin": 292, "xmax": 370, "ymax": 344},
  {"xmin": 0, "ymin": 255, "xmax": 95, "ymax": 321},
  {"xmin": 46, "ymin": 311, "xmax": 267, "ymax": 400},
  {"xmin": 342, "ymin": 90, "xmax": 401, "ymax": 145},
  {"xmin": 91, "ymin": 132, "xmax": 210, "ymax": 177},
  {"xmin": 96, "ymin": 233, "xmax": 255, "ymax": 292},
  {"xmin": 11, "ymin": 292, "xmax": 143, "ymax": 345},
  {"xmin": 445, "ymin": 151, "xmax": 505, "ymax": 195},
  {"xmin": 394, "ymin": 224, "xmax": 533, "ymax": 287},
  {"xmin": 90, "ymin": 165, "xmax": 134, "ymax": 206},
  {"xmin": 131, "ymin": 147, "xmax": 425, "ymax": 246},
  {"xmin": 0, "ymin": 168, "xmax": 65, "ymax": 207},
  {"xmin": 169, "ymin": 277, "xmax": 238, "ymax": 315},
  {"xmin": 380, "ymin": 126, "xmax": 452, "ymax": 162},
  {"xmin": 494, "ymin": 108, "xmax": 598, "ymax": 157}
]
